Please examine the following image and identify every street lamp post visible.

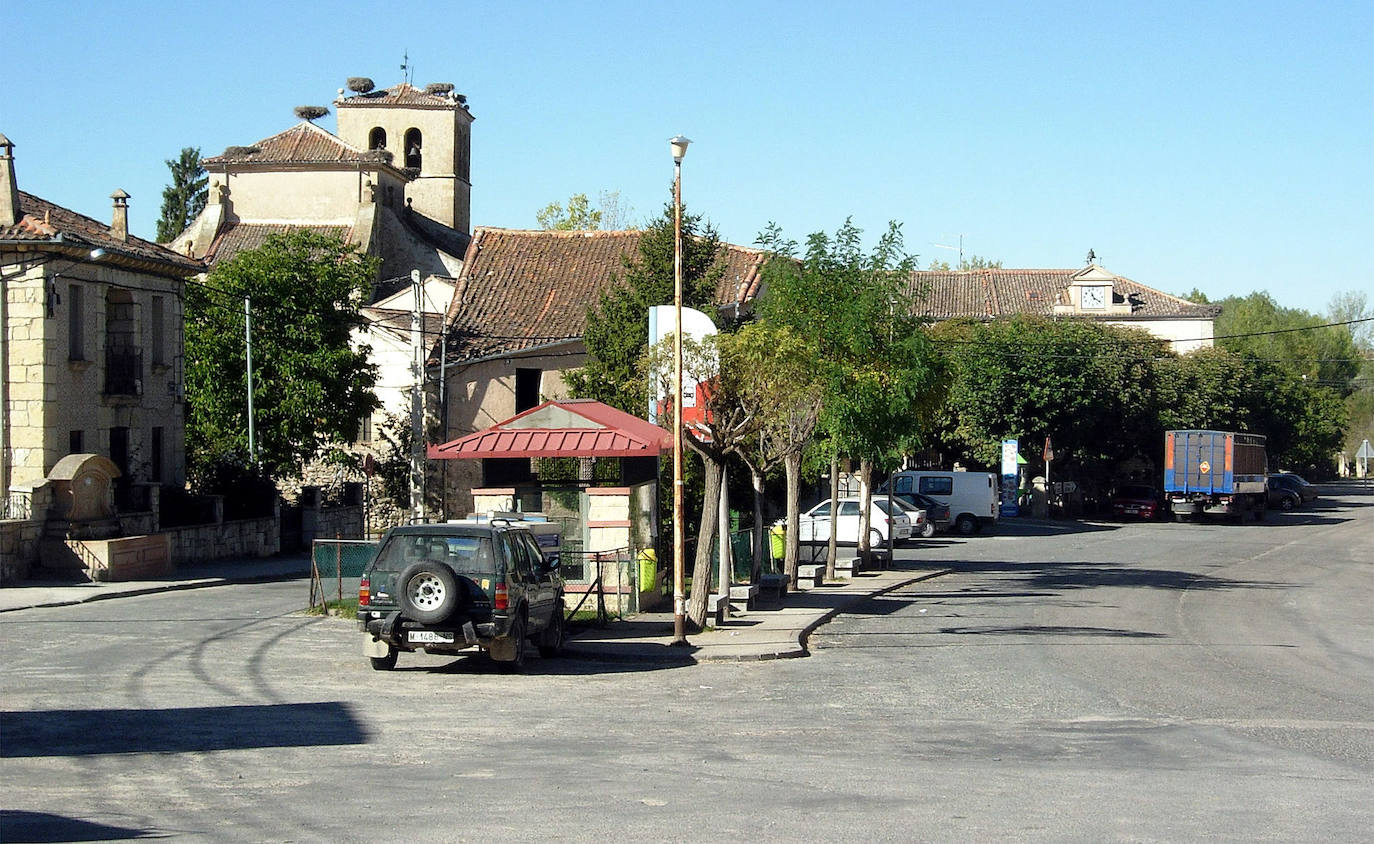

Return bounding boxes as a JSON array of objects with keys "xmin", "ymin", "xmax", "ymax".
[{"xmin": 669, "ymin": 134, "xmax": 691, "ymax": 646}]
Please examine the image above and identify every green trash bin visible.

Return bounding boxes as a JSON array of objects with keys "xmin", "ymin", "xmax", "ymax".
[{"xmin": 769, "ymin": 524, "xmax": 785, "ymax": 563}]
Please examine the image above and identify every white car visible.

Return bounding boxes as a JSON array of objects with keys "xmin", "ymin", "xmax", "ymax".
[{"xmin": 791, "ymin": 497, "xmax": 912, "ymax": 545}]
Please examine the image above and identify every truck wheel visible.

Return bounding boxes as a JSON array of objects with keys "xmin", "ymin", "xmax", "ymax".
[
  {"xmin": 954, "ymin": 514, "xmax": 977, "ymax": 536},
  {"xmin": 539, "ymin": 604, "xmax": 566, "ymax": 658},
  {"xmin": 369, "ymin": 647, "xmax": 398, "ymax": 671},
  {"xmin": 398, "ymin": 561, "xmax": 464, "ymax": 624}
]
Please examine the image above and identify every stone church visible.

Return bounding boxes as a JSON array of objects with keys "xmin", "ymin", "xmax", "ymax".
[{"xmin": 168, "ymin": 80, "xmax": 473, "ymax": 281}]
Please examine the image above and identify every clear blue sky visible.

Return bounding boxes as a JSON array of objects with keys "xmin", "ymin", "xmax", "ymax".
[{"xmin": 4, "ymin": 0, "xmax": 1370, "ymax": 312}]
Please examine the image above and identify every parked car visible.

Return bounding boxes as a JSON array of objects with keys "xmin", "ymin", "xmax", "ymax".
[
  {"xmin": 1271, "ymin": 472, "xmax": 1319, "ymax": 503},
  {"xmin": 1266, "ymin": 477, "xmax": 1303, "ymax": 511},
  {"xmin": 790, "ymin": 497, "xmax": 913, "ymax": 546},
  {"xmin": 1109, "ymin": 484, "xmax": 1165, "ymax": 520},
  {"xmin": 893, "ymin": 491, "xmax": 948, "ymax": 537},
  {"xmin": 889, "ymin": 496, "xmax": 930, "ymax": 539},
  {"xmin": 358, "ymin": 520, "xmax": 565, "ymax": 672}
]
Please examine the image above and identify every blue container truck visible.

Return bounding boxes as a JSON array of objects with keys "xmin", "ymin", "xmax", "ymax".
[{"xmin": 1163, "ymin": 430, "xmax": 1268, "ymax": 521}]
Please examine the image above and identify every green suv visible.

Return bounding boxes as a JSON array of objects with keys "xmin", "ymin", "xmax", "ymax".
[{"xmin": 359, "ymin": 521, "xmax": 566, "ymax": 671}]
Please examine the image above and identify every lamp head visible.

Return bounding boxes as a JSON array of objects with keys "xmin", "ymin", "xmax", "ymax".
[
  {"xmin": 89, "ymin": 248, "xmax": 107, "ymax": 261},
  {"xmin": 669, "ymin": 135, "xmax": 691, "ymax": 163}
]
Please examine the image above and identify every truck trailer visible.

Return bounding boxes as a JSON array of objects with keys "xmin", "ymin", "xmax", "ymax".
[{"xmin": 1163, "ymin": 430, "xmax": 1268, "ymax": 521}]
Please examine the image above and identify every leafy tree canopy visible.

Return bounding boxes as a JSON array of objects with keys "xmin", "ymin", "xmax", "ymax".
[
  {"xmin": 155, "ymin": 147, "xmax": 207, "ymax": 243},
  {"xmin": 1214, "ymin": 292, "xmax": 1361, "ymax": 393},
  {"xmin": 537, "ymin": 190, "xmax": 634, "ymax": 231},
  {"xmin": 757, "ymin": 218, "xmax": 946, "ymax": 467},
  {"xmin": 185, "ymin": 230, "xmax": 380, "ymax": 482},
  {"xmin": 931, "ymin": 317, "xmax": 1166, "ymax": 477},
  {"xmin": 927, "ymin": 254, "xmax": 1003, "ymax": 271}
]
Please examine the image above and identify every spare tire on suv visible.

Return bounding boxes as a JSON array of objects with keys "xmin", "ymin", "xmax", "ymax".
[{"xmin": 397, "ymin": 560, "xmax": 467, "ymax": 624}]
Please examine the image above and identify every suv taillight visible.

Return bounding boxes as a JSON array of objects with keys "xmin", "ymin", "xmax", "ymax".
[
  {"xmin": 494, "ymin": 582, "xmax": 509, "ymax": 611},
  {"xmin": 358, "ymin": 576, "xmax": 370, "ymax": 608}
]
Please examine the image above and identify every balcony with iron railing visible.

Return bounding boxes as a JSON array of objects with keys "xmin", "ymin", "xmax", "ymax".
[{"xmin": 104, "ymin": 347, "xmax": 143, "ymax": 396}]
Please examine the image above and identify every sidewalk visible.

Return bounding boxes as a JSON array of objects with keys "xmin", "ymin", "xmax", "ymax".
[
  {"xmin": 0, "ymin": 553, "xmax": 952, "ymax": 663},
  {"xmin": 563, "ymin": 564, "xmax": 953, "ymax": 664},
  {"xmin": 0, "ymin": 552, "xmax": 313, "ymax": 614}
]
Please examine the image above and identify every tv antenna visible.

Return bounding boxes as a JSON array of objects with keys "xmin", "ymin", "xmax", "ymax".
[{"xmin": 933, "ymin": 234, "xmax": 965, "ymax": 267}]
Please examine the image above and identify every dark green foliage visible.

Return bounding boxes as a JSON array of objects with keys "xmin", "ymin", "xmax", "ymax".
[
  {"xmin": 932, "ymin": 317, "xmax": 1167, "ymax": 477},
  {"xmin": 563, "ymin": 201, "xmax": 725, "ymax": 415},
  {"xmin": 185, "ymin": 230, "xmax": 381, "ymax": 481},
  {"xmin": 155, "ymin": 147, "xmax": 207, "ymax": 243},
  {"xmin": 1214, "ymin": 292, "xmax": 1361, "ymax": 394},
  {"xmin": 185, "ymin": 451, "xmax": 279, "ymax": 519}
]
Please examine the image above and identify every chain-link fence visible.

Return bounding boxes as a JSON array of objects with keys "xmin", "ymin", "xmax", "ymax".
[{"xmin": 309, "ymin": 539, "xmax": 377, "ymax": 611}]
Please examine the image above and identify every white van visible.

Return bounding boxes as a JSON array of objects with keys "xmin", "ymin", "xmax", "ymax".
[{"xmin": 881, "ymin": 470, "xmax": 998, "ymax": 535}]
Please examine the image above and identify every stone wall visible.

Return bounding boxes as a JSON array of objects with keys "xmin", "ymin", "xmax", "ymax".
[
  {"xmin": 163, "ymin": 516, "xmax": 280, "ymax": 565},
  {"xmin": 0, "ymin": 518, "xmax": 42, "ymax": 584}
]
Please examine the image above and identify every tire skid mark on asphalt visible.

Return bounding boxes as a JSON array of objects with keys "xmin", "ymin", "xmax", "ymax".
[
  {"xmin": 121, "ymin": 613, "xmax": 324, "ymax": 710},
  {"xmin": 186, "ymin": 614, "xmax": 324, "ymax": 704},
  {"xmin": 241, "ymin": 615, "xmax": 322, "ymax": 703}
]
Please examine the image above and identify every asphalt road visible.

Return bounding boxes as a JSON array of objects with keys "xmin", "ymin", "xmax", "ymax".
[{"xmin": 2, "ymin": 487, "xmax": 1371, "ymax": 842}]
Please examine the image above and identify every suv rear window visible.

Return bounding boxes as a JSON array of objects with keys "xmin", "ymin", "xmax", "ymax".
[{"xmin": 374, "ymin": 532, "xmax": 498, "ymax": 576}]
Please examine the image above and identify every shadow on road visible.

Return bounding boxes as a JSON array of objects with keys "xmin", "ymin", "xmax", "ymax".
[
  {"xmin": 1, "ymin": 701, "xmax": 367, "ymax": 758},
  {"xmin": 944, "ymin": 560, "xmax": 1288, "ymax": 592},
  {"xmin": 937, "ymin": 624, "xmax": 1167, "ymax": 638},
  {"xmin": 0, "ymin": 811, "xmax": 160, "ymax": 842}
]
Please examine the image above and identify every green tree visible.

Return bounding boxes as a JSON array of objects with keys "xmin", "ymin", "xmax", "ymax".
[
  {"xmin": 185, "ymin": 231, "xmax": 381, "ymax": 482},
  {"xmin": 926, "ymin": 255, "xmax": 1002, "ymax": 271},
  {"xmin": 1329, "ymin": 290, "xmax": 1374, "ymax": 459},
  {"xmin": 932, "ymin": 317, "xmax": 1168, "ymax": 491},
  {"xmin": 1214, "ymin": 292, "xmax": 1360, "ymax": 393},
  {"xmin": 536, "ymin": 193, "xmax": 602, "ymax": 231},
  {"xmin": 155, "ymin": 147, "xmax": 208, "ymax": 242},
  {"xmin": 757, "ymin": 219, "xmax": 946, "ymax": 573}
]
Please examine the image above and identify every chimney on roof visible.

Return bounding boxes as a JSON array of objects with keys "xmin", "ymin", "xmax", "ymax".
[
  {"xmin": 110, "ymin": 189, "xmax": 130, "ymax": 241},
  {"xmin": 0, "ymin": 133, "xmax": 19, "ymax": 227}
]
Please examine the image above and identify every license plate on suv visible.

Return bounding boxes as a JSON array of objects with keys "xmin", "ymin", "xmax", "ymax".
[{"xmin": 408, "ymin": 630, "xmax": 455, "ymax": 644}]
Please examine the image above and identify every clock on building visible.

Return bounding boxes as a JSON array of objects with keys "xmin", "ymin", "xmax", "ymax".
[{"xmin": 1081, "ymin": 285, "xmax": 1107, "ymax": 309}]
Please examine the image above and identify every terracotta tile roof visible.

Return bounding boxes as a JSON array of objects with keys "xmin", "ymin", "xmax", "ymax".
[
  {"xmin": 440, "ymin": 228, "xmax": 767, "ymax": 363},
  {"xmin": 338, "ymin": 82, "xmax": 467, "ymax": 110},
  {"xmin": 2, "ymin": 190, "xmax": 203, "ymax": 276},
  {"xmin": 206, "ymin": 222, "xmax": 353, "ymax": 268},
  {"xmin": 906, "ymin": 268, "xmax": 1219, "ymax": 320},
  {"xmin": 202, "ymin": 121, "xmax": 393, "ymax": 167}
]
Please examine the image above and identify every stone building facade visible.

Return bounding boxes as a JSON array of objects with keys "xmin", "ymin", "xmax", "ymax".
[{"xmin": 1, "ymin": 134, "xmax": 203, "ymax": 508}]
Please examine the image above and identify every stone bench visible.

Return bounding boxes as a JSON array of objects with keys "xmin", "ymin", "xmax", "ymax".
[
  {"xmin": 709, "ymin": 583, "xmax": 762, "ymax": 623},
  {"xmin": 797, "ymin": 564, "xmax": 825, "ymax": 587},
  {"xmin": 835, "ymin": 556, "xmax": 863, "ymax": 579},
  {"xmin": 759, "ymin": 573, "xmax": 789, "ymax": 599}
]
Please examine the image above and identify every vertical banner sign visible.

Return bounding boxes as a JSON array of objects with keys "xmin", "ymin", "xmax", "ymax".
[{"xmin": 1000, "ymin": 439, "xmax": 1020, "ymax": 517}]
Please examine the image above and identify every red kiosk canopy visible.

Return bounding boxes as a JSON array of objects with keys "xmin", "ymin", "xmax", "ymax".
[{"xmin": 426, "ymin": 399, "xmax": 670, "ymax": 460}]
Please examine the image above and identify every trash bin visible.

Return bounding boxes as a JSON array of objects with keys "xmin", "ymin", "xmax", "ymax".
[
  {"xmin": 769, "ymin": 524, "xmax": 785, "ymax": 563},
  {"xmin": 637, "ymin": 548, "xmax": 658, "ymax": 593}
]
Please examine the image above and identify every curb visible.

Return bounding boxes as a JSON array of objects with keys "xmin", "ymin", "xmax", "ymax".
[{"xmin": 563, "ymin": 568, "xmax": 955, "ymax": 665}]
